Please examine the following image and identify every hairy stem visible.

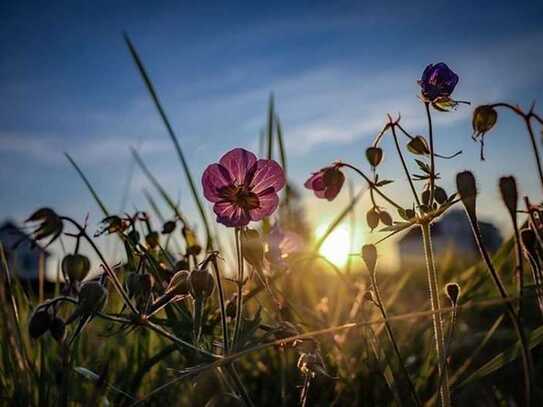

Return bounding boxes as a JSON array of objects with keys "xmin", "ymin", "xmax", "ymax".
[
  {"xmin": 421, "ymin": 222, "xmax": 450, "ymax": 407},
  {"xmin": 424, "ymin": 102, "xmax": 436, "ymax": 205}
]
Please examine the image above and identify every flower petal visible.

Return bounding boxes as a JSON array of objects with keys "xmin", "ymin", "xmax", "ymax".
[
  {"xmin": 249, "ymin": 191, "xmax": 279, "ymax": 221},
  {"xmin": 213, "ymin": 201, "xmax": 251, "ymax": 227},
  {"xmin": 249, "ymin": 159, "xmax": 285, "ymax": 194},
  {"xmin": 304, "ymin": 171, "xmax": 326, "ymax": 191},
  {"xmin": 202, "ymin": 164, "xmax": 233, "ymax": 202},
  {"xmin": 219, "ymin": 148, "xmax": 257, "ymax": 185}
]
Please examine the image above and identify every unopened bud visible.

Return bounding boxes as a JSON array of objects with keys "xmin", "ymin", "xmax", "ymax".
[
  {"xmin": 162, "ymin": 220, "xmax": 176, "ymax": 234},
  {"xmin": 361, "ymin": 244, "xmax": 377, "ymax": 274},
  {"xmin": 407, "ymin": 136, "xmax": 430, "ymax": 155},
  {"xmin": 78, "ymin": 282, "xmax": 108, "ymax": 315},
  {"xmin": 62, "ymin": 254, "xmax": 90, "ymax": 283},
  {"xmin": 145, "ymin": 231, "xmax": 159, "ymax": 249},
  {"xmin": 167, "ymin": 270, "xmax": 191, "ymax": 296},
  {"xmin": 434, "ymin": 186, "xmax": 448, "ymax": 205},
  {"xmin": 472, "ymin": 105, "xmax": 497, "ymax": 138},
  {"xmin": 456, "ymin": 171, "xmax": 477, "ymax": 218},
  {"xmin": 445, "ymin": 282, "xmax": 461, "ymax": 306},
  {"xmin": 366, "ymin": 208, "xmax": 379, "ymax": 231},
  {"xmin": 379, "ymin": 211, "xmax": 393, "ymax": 226},
  {"xmin": 499, "ymin": 176, "xmax": 518, "ymax": 218},
  {"xmin": 28, "ymin": 308, "xmax": 51, "ymax": 339},
  {"xmin": 366, "ymin": 147, "xmax": 384, "ymax": 167},
  {"xmin": 49, "ymin": 317, "xmax": 66, "ymax": 342},
  {"xmin": 189, "ymin": 268, "xmax": 215, "ymax": 299}
]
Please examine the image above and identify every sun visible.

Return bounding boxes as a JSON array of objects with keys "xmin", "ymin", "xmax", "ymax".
[{"xmin": 316, "ymin": 223, "xmax": 352, "ymax": 268}]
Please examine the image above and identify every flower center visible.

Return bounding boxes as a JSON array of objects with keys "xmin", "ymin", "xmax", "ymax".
[{"xmin": 221, "ymin": 185, "xmax": 260, "ymax": 211}]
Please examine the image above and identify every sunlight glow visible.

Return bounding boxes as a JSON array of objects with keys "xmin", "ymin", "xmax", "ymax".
[{"xmin": 316, "ymin": 223, "xmax": 353, "ymax": 268}]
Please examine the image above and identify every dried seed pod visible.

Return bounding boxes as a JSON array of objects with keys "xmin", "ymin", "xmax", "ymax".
[
  {"xmin": 25, "ymin": 207, "xmax": 63, "ymax": 245},
  {"xmin": 28, "ymin": 308, "xmax": 51, "ymax": 339},
  {"xmin": 366, "ymin": 208, "xmax": 379, "ymax": 230},
  {"xmin": 407, "ymin": 136, "xmax": 430, "ymax": 155},
  {"xmin": 472, "ymin": 105, "xmax": 497, "ymax": 138},
  {"xmin": 366, "ymin": 147, "xmax": 383, "ymax": 167},
  {"xmin": 422, "ymin": 189, "xmax": 431, "ymax": 205},
  {"xmin": 182, "ymin": 227, "xmax": 201, "ymax": 256},
  {"xmin": 241, "ymin": 228, "xmax": 264, "ymax": 268},
  {"xmin": 175, "ymin": 259, "xmax": 190, "ymax": 272},
  {"xmin": 166, "ymin": 270, "xmax": 191, "ymax": 296},
  {"xmin": 127, "ymin": 230, "xmax": 140, "ymax": 246},
  {"xmin": 77, "ymin": 282, "xmax": 108, "ymax": 316},
  {"xmin": 62, "ymin": 254, "xmax": 90, "ymax": 283},
  {"xmin": 49, "ymin": 317, "xmax": 66, "ymax": 342},
  {"xmin": 378, "ymin": 211, "xmax": 393, "ymax": 226},
  {"xmin": 189, "ymin": 268, "xmax": 215, "ymax": 300},
  {"xmin": 361, "ymin": 244, "xmax": 377, "ymax": 274}
]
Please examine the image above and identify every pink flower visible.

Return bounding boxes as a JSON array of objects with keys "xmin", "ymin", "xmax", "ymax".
[
  {"xmin": 202, "ymin": 148, "xmax": 285, "ymax": 227},
  {"xmin": 304, "ymin": 165, "xmax": 345, "ymax": 201}
]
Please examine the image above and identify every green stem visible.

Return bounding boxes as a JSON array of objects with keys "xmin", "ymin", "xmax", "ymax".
[
  {"xmin": 424, "ymin": 102, "xmax": 436, "ymax": 205},
  {"xmin": 233, "ymin": 228, "xmax": 245, "ymax": 349},
  {"xmin": 211, "ymin": 257, "xmax": 230, "ymax": 354},
  {"xmin": 421, "ymin": 222, "xmax": 451, "ymax": 407}
]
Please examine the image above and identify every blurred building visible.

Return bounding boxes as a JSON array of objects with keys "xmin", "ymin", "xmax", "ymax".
[
  {"xmin": 0, "ymin": 220, "xmax": 52, "ymax": 293},
  {"xmin": 397, "ymin": 210, "xmax": 502, "ymax": 268}
]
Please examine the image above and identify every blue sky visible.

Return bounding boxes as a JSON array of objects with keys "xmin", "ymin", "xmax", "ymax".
[{"xmin": 1, "ymin": 0, "xmax": 543, "ymax": 261}]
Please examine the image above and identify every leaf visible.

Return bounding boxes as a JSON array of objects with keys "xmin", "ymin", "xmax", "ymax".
[
  {"xmin": 458, "ymin": 324, "xmax": 543, "ymax": 387},
  {"xmin": 375, "ymin": 179, "xmax": 394, "ymax": 187}
]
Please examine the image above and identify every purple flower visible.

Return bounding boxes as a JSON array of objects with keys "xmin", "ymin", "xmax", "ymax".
[
  {"xmin": 304, "ymin": 164, "xmax": 345, "ymax": 201},
  {"xmin": 202, "ymin": 148, "xmax": 285, "ymax": 227},
  {"xmin": 266, "ymin": 224, "xmax": 304, "ymax": 270},
  {"xmin": 418, "ymin": 63, "xmax": 459, "ymax": 101}
]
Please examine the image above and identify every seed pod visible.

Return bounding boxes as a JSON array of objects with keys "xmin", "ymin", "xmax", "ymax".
[
  {"xmin": 126, "ymin": 272, "xmax": 154, "ymax": 297},
  {"xmin": 28, "ymin": 308, "xmax": 51, "ymax": 339},
  {"xmin": 366, "ymin": 208, "xmax": 379, "ymax": 230},
  {"xmin": 62, "ymin": 254, "xmax": 90, "ymax": 283},
  {"xmin": 189, "ymin": 268, "xmax": 215, "ymax": 299},
  {"xmin": 182, "ymin": 227, "xmax": 201, "ymax": 256},
  {"xmin": 162, "ymin": 220, "xmax": 176, "ymax": 234},
  {"xmin": 49, "ymin": 317, "xmax": 66, "ymax": 342},
  {"xmin": 241, "ymin": 229, "xmax": 264, "ymax": 268},
  {"xmin": 422, "ymin": 189, "xmax": 431, "ymax": 205},
  {"xmin": 499, "ymin": 176, "xmax": 518, "ymax": 218},
  {"xmin": 25, "ymin": 207, "xmax": 63, "ymax": 244},
  {"xmin": 145, "ymin": 231, "xmax": 159, "ymax": 249},
  {"xmin": 445, "ymin": 282, "xmax": 461, "ymax": 306},
  {"xmin": 456, "ymin": 171, "xmax": 477, "ymax": 219},
  {"xmin": 407, "ymin": 136, "xmax": 430, "ymax": 155},
  {"xmin": 472, "ymin": 105, "xmax": 497, "ymax": 138},
  {"xmin": 166, "ymin": 270, "xmax": 191, "ymax": 296},
  {"xmin": 78, "ymin": 282, "xmax": 108, "ymax": 316},
  {"xmin": 361, "ymin": 244, "xmax": 377, "ymax": 274},
  {"xmin": 366, "ymin": 147, "xmax": 383, "ymax": 167},
  {"xmin": 378, "ymin": 211, "xmax": 393, "ymax": 226},
  {"xmin": 434, "ymin": 186, "xmax": 448, "ymax": 205}
]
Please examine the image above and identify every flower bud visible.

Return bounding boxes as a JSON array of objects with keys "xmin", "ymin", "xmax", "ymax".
[
  {"xmin": 407, "ymin": 136, "xmax": 430, "ymax": 155},
  {"xmin": 499, "ymin": 176, "xmax": 518, "ymax": 218},
  {"xmin": 162, "ymin": 220, "xmax": 176, "ymax": 234},
  {"xmin": 145, "ymin": 231, "xmax": 159, "ymax": 249},
  {"xmin": 78, "ymin": 282, "xmax": 108, "ymax": 316},
  {"xmin": 62, "ymin": 254, "xmax": 90, "ymax": 283},
  {"xmin": 25, "ymin": 207, "xmax": 63, "ymax": 244},
  {"xmin": 49, "ymin": 317, "xmax": 66, "ymax": 342},
  {"xmin": 241, "ymin": 229, "xmax": 264, "ymax": 268},
  {"xmin": 472, "ymin": 105, "xmax": 497, "ymax": 138},
  {"xmin": 189, "ymin": 268, "xmax": 215, "ymax": 299},
  {"xmin": 366, "ymin": 208, "xmax": 379, "ymax": 231},
  {"xmin": 175, "ymin": 259, "xmax": 190, "ymax": 272},
  {"xmin": 366, "ymin": 147, "xmax": 383, "ymax": 167},
  {"xmin": 456, "ymin": 171, "xmax": 477, "ymax": 218},
  {"xmin": 166, "ymin": 270, "xmax": 191, "ymax": 296},
  {"xmin": 445, "ymin": 282, "xmax": 461, "ymax": 306},
  {"xmin": 361, "ymin": 244, "xmax": 377, "ymax": 274},
  {"xmin": 28, "ymin": 308, "xmax": 51, "ymax": 339},
  {"xmin": 182, "ymin": 227, "xmax": 201, "ymax": 256},
  {"xmin": 434, "ymin": 186, "xmax": 448, "ymax": 205},
  {"xmin": 378, "ymin": 211, "xmax": 392, "ymax": 226}
]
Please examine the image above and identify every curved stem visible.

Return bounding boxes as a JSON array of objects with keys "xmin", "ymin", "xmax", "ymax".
[
  {"xmin": 341, "ymin": 163, "xmax": 403, "ymax": 210},
  {"xmin": 421, "ymin": 222, "xmax": 450, "ymax": 407},
  {"xmin": 525, "ymin": 117, "xmax": 543, "ymax": 192},
  {"xmin": 391, "ymin": 124, "xmax": 421, "ymax": 207}
]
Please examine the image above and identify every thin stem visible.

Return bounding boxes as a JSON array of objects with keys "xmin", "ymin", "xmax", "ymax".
[
  {"xmin": 424, "ymin": 102, "xmax": 437, "ymax": 205},
  {"xmin": 233, "ymin": 228, "xmax": 245, "ymax": 349},
  {"xmin": 211, "ymin": 257, "xmax": 230, "ymax": 354},
  {"xmin": 525, "ymin": 117, "xmax": 543, "ymax": 192},
  {"xmin": 421, "ymin": 222, "xmax": 450, "ymax": 407},
  {"xmin": 341, "ymin": 163, "xmax": 403, "ymax": 210},
  {"xmin": 390, "ymin": 123, "xmax": 421, "ymax": 207}
]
